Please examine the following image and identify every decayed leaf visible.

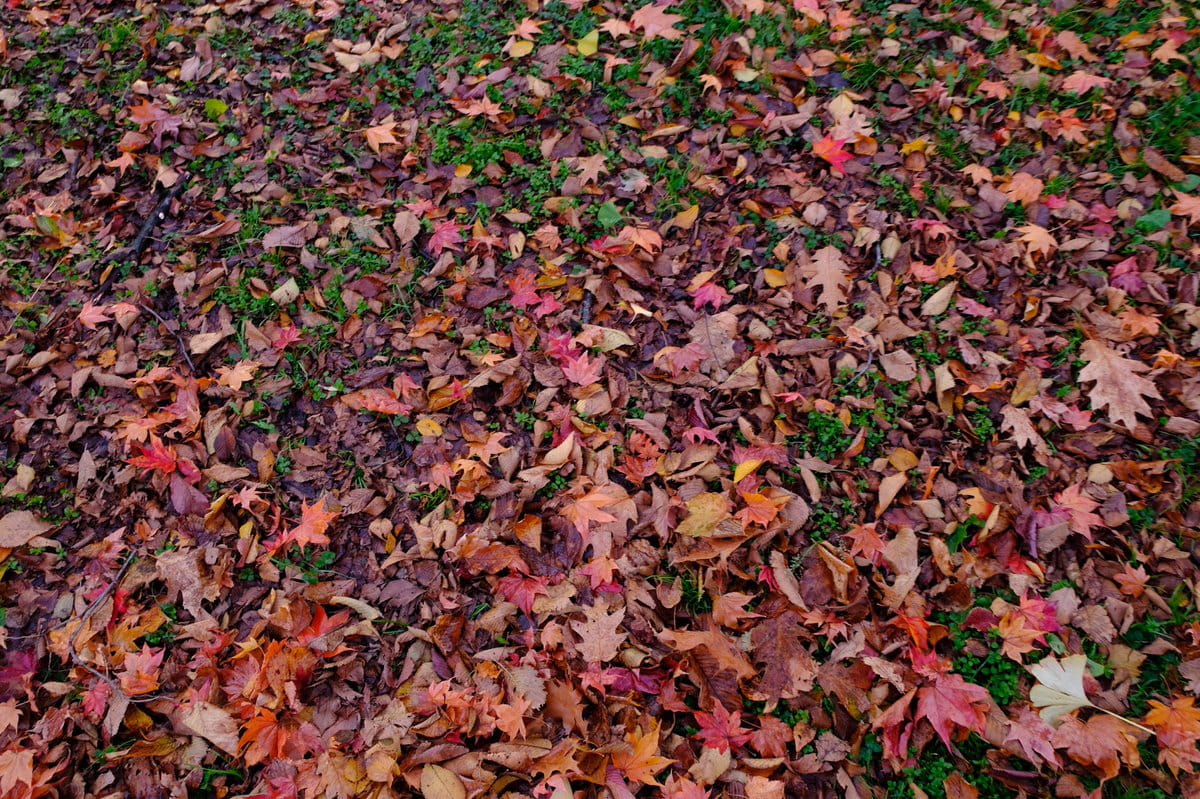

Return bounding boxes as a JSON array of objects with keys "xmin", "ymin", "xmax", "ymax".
[
  {"xmin": 420, "ymin": 764, "xmax": 466, "ymax": 799},
  {"xmin": 182, "ymin": 702, "xmax": 240, "ymax": 755},
  {"xmin": 0, "ymin": 510, "xmax": 54, "ymax": 548}
]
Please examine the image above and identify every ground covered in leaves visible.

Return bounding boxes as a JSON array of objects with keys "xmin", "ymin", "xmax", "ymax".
[{"xmin": 2, "ymin": 0, "xmax": 1200, "ymax": 797}]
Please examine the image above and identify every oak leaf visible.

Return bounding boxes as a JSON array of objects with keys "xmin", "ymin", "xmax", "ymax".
[
  {"xmin": 801, "ymin": 246, "xmax": 849, "ymax": 313},
  {"xmin": 1077, "ymin": 340, "xmax": 1160, "ymax": 429},
  {"xmin": 571, "ymin": 605, "xmax": 626, "ymax": 663}
]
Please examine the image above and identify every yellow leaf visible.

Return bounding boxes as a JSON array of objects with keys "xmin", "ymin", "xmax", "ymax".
[
  {"xmin": 733, "ymin": 458, "xmax": 763, "ymax": 483},
  {"xmin": 420, "ymin": 764, "xmax": 466, "ymax": 799},
  {"xmin": 576, "ymin": 29, "xmax": 599, "ymax": 57},
  {"xmin": 510, "ymin": 40, "xmax": 534, "ymax": 58},
  {"xmin": 763, "ymin": 268, "xmax": 788, "ymax": 288},
  {"xmin": 416, "ymin": 418, "xmax": 443, "ymax": 437},
  {"xmin": 676, "ymin": 493, "xmax": 730, "ymax": 538}
]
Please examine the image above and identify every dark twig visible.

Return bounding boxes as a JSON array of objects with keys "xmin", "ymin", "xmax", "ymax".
[
  {"xmin": 130, "ymin": 177, "xmax": 188, "ymax": 263},
  {"xmin": 139, "ymin": 301, "xmax": 196, "ymax": 374}
]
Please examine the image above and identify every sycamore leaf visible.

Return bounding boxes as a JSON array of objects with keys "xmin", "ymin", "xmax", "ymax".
[
  {"xmin": 284, "ymin": 498, "xmax": 339, "ymax": 548},
  {"xmin": 118, "ymin": 644, "xmax": 164, "ymax": 696},
  {"xmin": 1061, "ymin": 71, "xmax": 1111, "ymax": 94},
  {"xmin": 1003, "ymin": 172, "xmax": 1044, "ymax": 205},
  {"xmin": 1016, "ymin": 224, "xmax": 1056, "ymax": 256},
  {"xmin": 1169, "ymin": 190, "xmax": 1200, "ymax": 227},
  {"xmin": 428, "ymin": 219, "xmax": 464, "ymax": 256},
  {"xmin": 562, "ymin": 353, "xmax": 604, "ymax": 386},
  {"xmin": 629, "ymin": 3, "xmax": 684, "ymax": 41},
  {"xmin": 1004, "ymin": 707, "xmax": 1061, "ymax": 768},
  {"xmin": 77, "ymin": 301, "xmax": 113, "ymax": 330},
  {"xmin": 560, "ymin": 488, "xmax": 618, "ymax": 542},
  {"xmin": 341, "ymin": 388, "xmax": 413, "ymax": 416},
  {"xmin": 1028, "ymin": 654, "xmax": 1095, "ymax": 724},
  {"xmin": 1052, "ymin": 483, "xmax": 1102, "ymax": 539},
  {"xmin": 1052, "ymin": 714, "xmax": 1142, "ymax": 781},
  {"xmin": 1077, "ymin": 340, "xmax": 1161, "ymax": 429}
]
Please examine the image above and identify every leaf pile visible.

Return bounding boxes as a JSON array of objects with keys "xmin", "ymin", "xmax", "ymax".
[{"xmin": 1, "ymin": 1, "xmax": 1200, "ymax": 798}]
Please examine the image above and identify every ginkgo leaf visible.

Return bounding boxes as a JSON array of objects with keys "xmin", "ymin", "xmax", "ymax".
[
  {"xmin": 1077, "ymin": 340, "xmax": 1161, "ymax": 429},
  {"xmin": 1028, "ymin": 654, "xmax": 1095, "ymax": 724}
]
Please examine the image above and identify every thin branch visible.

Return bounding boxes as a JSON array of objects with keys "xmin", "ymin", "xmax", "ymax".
[{"xmin": 138, "ymin": 301, "xmax": 196, "ymax": 374}]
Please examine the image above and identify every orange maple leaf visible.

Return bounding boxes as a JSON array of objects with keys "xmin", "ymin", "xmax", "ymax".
[
  {"xmin": 560, "ymin": 488, "xmax": 619, "ymax": 541},
  {"xmin": 611, "ymin": 722, "xmax": 674, "ymax": 785},
  {"xmin": 239, "ymin": 707, "xmax": 289, "ymax": 766},
  {"xmin": 118, "ymin": 644, "xmax": 164, "ymax": 696},
  {"xmin": 1146, "ymin": 697, "xmax": 1200, "ymax": 738},
  {"xmin": 278, "ymin": 498, "xmax": 339, "ymax": 550},
  {"xmin": 363, "ymin": 121, "xmax": 398, "ymax": 154},
  {"xmin": 812, "ymin": 134, "xmax": 853, "ymax": 175}
]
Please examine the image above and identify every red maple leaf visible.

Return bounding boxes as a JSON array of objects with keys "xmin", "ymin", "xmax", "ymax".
[
  {"xmin": 239, "ymin": 707, "xmax": 289, "ymax": 766},
  {"xmin": 508, "ymin": 270, "xmax": 541, "ymax": 309},
  {"xmin": 428, "ymin": 219, "xmax": 464, "ymax": 256},
  {"xmin": 127, "ymin": 436, "xmax": 179, "ymax": 475},
  {"xmin": 812, "ymin": 134, "xmax": 853, "ymax": 175},
  {"xmin": 916, "ymin": 672, "xmax": 990, "ymax": 747},
  {"xmin": 496, "ymin": 574, "xmax": 551, "ymax": 615},
  {"xmin": 295, "ymin": 606, "xmax": 351, "ymax": 647},
  {"xmin": 693, "ymin": 702, "xmax": 752, "ymax": 754},
  {"xmin": 272, "ymin": 325, "xmax": 302, "ymax": 351},
  {"xmin": 562, "ymin": 353, "xmax": 604, "ymax": 387},
  {"xmin": 691, "ymin": 282, "xmax": 730, "ymax": 311}
]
